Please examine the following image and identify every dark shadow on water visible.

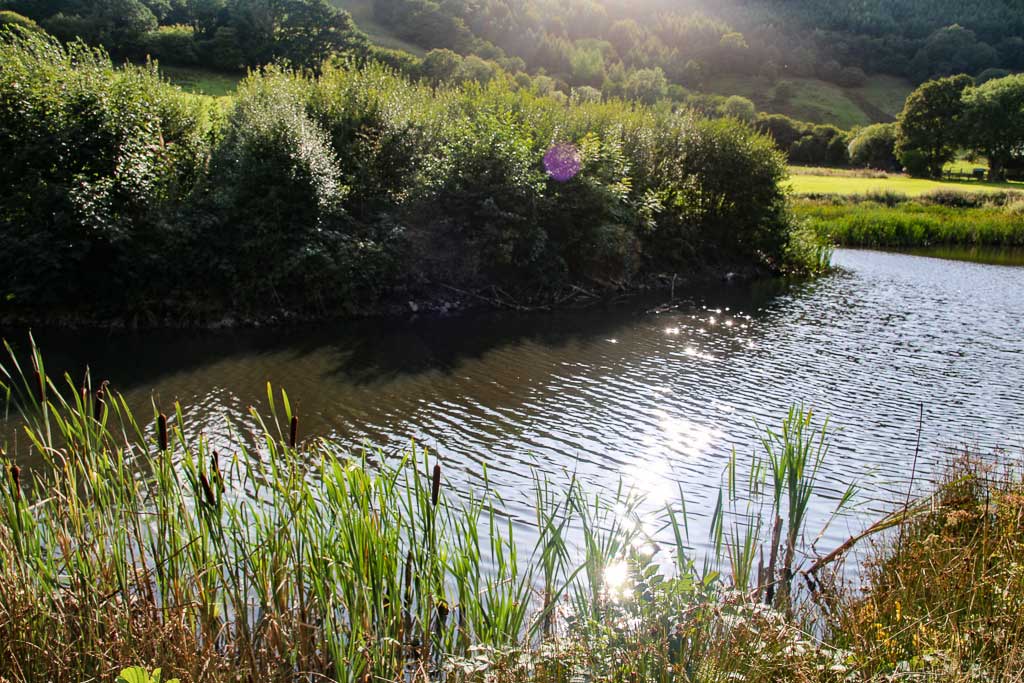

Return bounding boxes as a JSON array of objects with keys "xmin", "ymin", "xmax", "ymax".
[
  {"xmin": 897, "ymin": 245, "xmax": 1024, "ymax": 267},
  {"xmin": 1, "ymin": 278, "xmax": 794, "ymax": 393}
]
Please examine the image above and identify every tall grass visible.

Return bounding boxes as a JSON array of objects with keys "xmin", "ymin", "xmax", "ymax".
[
  {"xmin": 0, "ymin": 339, "xmax": 855, "ymax": 682},
  {"xmin": 796, "ymin": 199, "xmax": 1024, "ymax": 248},
  {"xmin": 825, "ymin": 453, "xmax": 1024, "ymax": 680}
]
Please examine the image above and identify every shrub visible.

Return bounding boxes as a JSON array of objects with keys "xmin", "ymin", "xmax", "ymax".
[
  {"xmin": 140, "ymin": 24, "xmax": 198, "ymax": 65},
  {"xmin": 0, "ymin": 32, "xmax": 210, "ymax": 312},
  {"xmin": 205, "ymin": 70, "xmax": 393, "ymax": 311},
  {"xmin": 721, "ymin": 95, "xmax": 756, "ymax": 122},
  {"xmin": 0, "ymin": 10, "xmax": 42, "ymax": 34},
  {"xmin": 0, "ymin": 35, "xmax": 805, "ymax": 320},
  {"xmin": 848, "ymin": 123, "xmax": 899, "ymax": 170}
]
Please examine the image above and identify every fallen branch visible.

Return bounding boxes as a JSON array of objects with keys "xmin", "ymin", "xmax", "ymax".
[{"xmin": 804, "ymin": 479, "xmax": 966, "ymax": 576}]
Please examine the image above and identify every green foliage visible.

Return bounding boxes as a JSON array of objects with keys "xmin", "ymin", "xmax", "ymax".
[
  {"xmin": 570, "ymin": 45, "xmax": 605, "ymax": 88},
  {"xmin": 117, "ymin": 667, "xmax": 179, "ymax": 683},
  {"xmin": 896, "ymin": 74, "xmax": 973, "ymax": 178},
  {"xmin": 796, "ymin": 197, "xmax": 1024, "ymax": 247},
  {"xmin": 13, "ymin": 0, "xmax": 369, "ymax": 69},
  {"xmin": 0, "ymin": 33, "xmax": 805, "ymax": 321},
  {"xmin": 0, "ymin": 31, "xmax": 212, "ymax": 312},
  {"xmin": 622, "ymin": 66, "xmax": 667, "ymax": 105},
  {"xmin": 205, "ymin": 70, "xmax": 381, "ymax": 311},
  {"xmin": 419, "ymin": 47, "xmax": 461, "ymax": 84},
  {"xmin": 848, "ymin": 123, "xmax": 899, "ymax": 171},
  {"xmin": 141, "ymin": 24, "xmax": 199, "ymax": 65},
  {"xmin": 908, "ymin": 24, "xmax": 997, "ymax": 83},
  {"xmin": 0, "ymin": 10, "xmax": 42, "ymax": 33},
  {"xmin": 961, "ymin": 74, "xmax": 1024, "ymax": 181},
  {"xmin": 721, "ymin": 95, "xmax": 756, "ymax": 123}
]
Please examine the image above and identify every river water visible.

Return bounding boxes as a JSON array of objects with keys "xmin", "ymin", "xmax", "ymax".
[{"xmin": 4, "ymin": 248, "xmax": 1024, "ymax": 560}]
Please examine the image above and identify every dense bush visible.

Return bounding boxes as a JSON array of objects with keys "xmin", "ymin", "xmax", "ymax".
[
  {"xmin": 140, "ymin": 24, "xmax": 199, "ymax": 65},
  {"xmin": 758, "ymin": 114, "xmax": 850, "ymax": 166},
  {"xmin": 847, "ymin": 123, "xmax": 899, "ymax": 170},
  {"xmin": 0, "ymin": 10, "xmax": 41, "ymax": 33},
  {"xmin": 0, "ymin": 32, "xmax": 810, "ymax": 323},
  {"xmin": 0, "ymin": 31, "xmax": 212, "ymax": 313}
]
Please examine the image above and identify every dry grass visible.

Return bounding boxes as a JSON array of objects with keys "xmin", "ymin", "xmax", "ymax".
[{"xmin": 822, "ymin": 453, "xmax": 1024, "ymax": 680}]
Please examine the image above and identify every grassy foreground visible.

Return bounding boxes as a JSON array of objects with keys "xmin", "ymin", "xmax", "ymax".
[{"xmin": 1, "ymin": 341, "xmax": 1022, "ymax": 682}]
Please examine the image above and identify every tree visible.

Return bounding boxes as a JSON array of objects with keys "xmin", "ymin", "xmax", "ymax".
[
  {"xmin": 570, "ymin": 85, "xmax": 601, "ymax": 104},
  {"xmin": 848, "ymin": 123, "xmax": 899, "ymax": 170},
  {"xmin": 267, "ymin": 0, "xmax": 366, "ymax": 69},
  {"xmin": 908, "ymin": 24, "xmax": 997, "ymax": 83},
  {"xmin": 962, "ymin": 74, "xmax": 1024, "ymax": 181},
  {"xmin": 721, "ymin": 95, "xmax": 755, "ymax": 122},
  {"xmin": 607, "ymin": 18, "xmax": 642, "ymax": 59},
  {"xmin": 623, "ymin": 67, "xmax": 667, "ymax": 105},
  {"xmin": 896, "ymin": 74, "xmax": 973, "ymax": 178},
  {"xmin": 451, "ymin": 54, "xmax": 498, "ymax": 84},
  {"xmin": 570, "ymin": 46, "xmax": 604, "ymax": 87},
  {"xmin": 419, "ymin": 48, "xmax": 461, "ymax": 84}
]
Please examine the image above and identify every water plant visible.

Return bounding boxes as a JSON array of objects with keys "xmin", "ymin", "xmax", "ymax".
[{"xmin": 0, "ymin": 339, "xmax": 924, "ymax": 683}]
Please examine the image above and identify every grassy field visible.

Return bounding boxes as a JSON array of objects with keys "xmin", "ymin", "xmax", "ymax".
[
  {"xmin": 330, "ymin": 0, "xmax": 426, "ymax": 55},
  {"xmin": 160, "ymin": 64, "xmax": 241, "ymax": 97},
  {"xmin": 787, "ymin": 169, "xmax": 1022, "ymax": 197},
  {"xmin": 707, "ymin": 74, "xmax": 913, "ymax": 129}
]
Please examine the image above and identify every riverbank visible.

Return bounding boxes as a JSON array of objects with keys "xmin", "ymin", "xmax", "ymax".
[
  {"xmin": 796, "ymin": 191, "xmax": 1024, "ymax": 249},
  {"xmin": 2, "ymin": 346, "xmax": 1021, "ymax": 682},
  {"xmin": 0, "ymin": 262, "xmax": 778, "ymax": 330}
]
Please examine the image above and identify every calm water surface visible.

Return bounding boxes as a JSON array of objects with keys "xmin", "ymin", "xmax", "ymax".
[{"xmin": 5, "ymin": 248, "xmax": 1024, "ymax": 557}]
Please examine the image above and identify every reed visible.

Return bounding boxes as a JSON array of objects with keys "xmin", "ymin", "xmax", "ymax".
[{"xmin": 0, "ymin": 339, "xmax": 878, "ymax": 683}]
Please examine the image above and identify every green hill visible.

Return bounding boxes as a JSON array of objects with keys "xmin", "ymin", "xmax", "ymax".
[
  {"xmin": 707, "ymin": 74, "xmax": 913, "ymax": 129},
  {"xmin": 329, "ymin": 0, "xmax": 425, "ymax": 55}
]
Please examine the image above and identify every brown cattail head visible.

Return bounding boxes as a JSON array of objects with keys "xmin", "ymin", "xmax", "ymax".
[
  {"xmin": 211, "ymin": 451, "xmax": 224, "ymax": 492},
  {"xmin": 32, "ymin": 369, "xmax": 44, "ymax": 404},
  {"xmin": 289, "ymin": 415, "xmax": 298, "ymax": 448},
  {"xmin": 157, "ymin": 413, "xmax": 168, "ymax": 451},
  {"xmin": 404, "ymin": 550, "xmax": 413, "ymax": 598},
  {"xmin": 9, "ymin": 464, "xmax": 20, "ymax": 502},
  {"xmin": 199, "ymin": 471, "xmax": 217, "ymax": 507},
  {"xmin": 431, "ymin": 462, "xmax": 442, "ymax": 507},
  {"xmin": 94, "ymin": 381, "xmax": 108, "ymax": 422}
]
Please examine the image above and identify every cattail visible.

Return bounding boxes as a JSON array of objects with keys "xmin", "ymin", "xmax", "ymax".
[
  {"xmin": 32, "ymin": 369, "xmax": 44, "ymax": 404},
  {"xmin": 9, "ymin": 464, "xmax": 20, "ymax": 502},
  {"xmin": 211, "ymin": 451, "xmax": 224, "ymax": 492},
  {"xmin": 436, "ymin": 599, "xmax": 449, "ymax": 626},
  {"xmin": 404, "ymin": 550, "xmax": 413, "ymax": 604},
  {"xmin": 157, "ymin": 413, "xmax": 168, "ymax": 451},
  {"xmin": 199, "ymin": 471, "xmax": 217, "ymax": 507},
  {"xmin": 289, "ymin": 415, "xmax": 298, "ymax": 448},
  {"xmin": 431, "ymin": 462, "xmax": 441, "ymax": 507},
  {"xmin": 94, "ymin": 381, "xmax": 108, "ymax": 422},
  {"xmin": 403, "ymin": 549, "xmax": 414, "ymax": 640}
]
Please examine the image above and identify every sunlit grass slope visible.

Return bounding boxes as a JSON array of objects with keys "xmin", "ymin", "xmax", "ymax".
[
  {"xmin": 329, "ymin": 0, "xmax": 426, "ymax": 55},
  {"xmin": 707, "ymin": 74, "xmax": 913, "ymax": 129}
]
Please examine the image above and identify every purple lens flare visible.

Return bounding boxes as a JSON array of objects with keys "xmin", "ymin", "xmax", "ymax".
[{"xmin": 543, "ymin": 143, "xmax": 581, "ymax": 182}]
